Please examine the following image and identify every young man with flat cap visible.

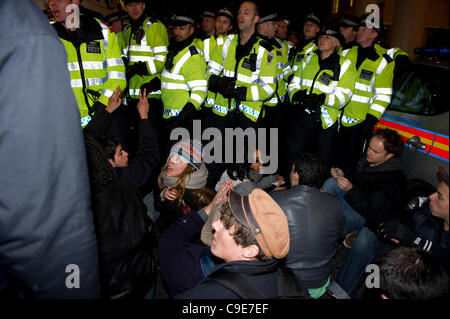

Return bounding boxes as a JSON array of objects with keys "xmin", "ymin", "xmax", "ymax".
[
  {"xmin": 177, "ymin": 188, "xmax": 306, "ymax": 299},
  {"xmin": 160, "ymin": 8, "xmax": 207, "ymax": 155},
  {"xmin": 158, "ymin": 181, "xmax": 308, "ymax": 298}
]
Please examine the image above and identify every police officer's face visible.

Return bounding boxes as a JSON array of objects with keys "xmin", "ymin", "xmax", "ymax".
[
  {"xmin": 49, "ymin": 0, "xmax": 80, "ymax": 23},
  {"xmin": 237, "ymin": 2, "xmax": 259, "ymax": 32},
  {"xmin": 340, "ymin": 25, "xmax": 356, "ymax": 43},
  {"xmin": 216, "ymin": 16, "xmax": 232, "ymax": 36},
  {"xmin": 318, "ymin": 35, "xmax": 338, "ymax": 52},
  {"xmin": 356, "ymin": 26, "xmax": 378, "ymax": 46},
  {"xmin": 201, "ymin": 16, "xmax": 216, "ymax": 35},
  {"xmin": 173, "ymin": 24, "xmax": 194, "ymax": 42},
  {"xmin": 260, "ymin": 21, "xmax": 276, "ymax": 39},
  {"xmin": 428, "ymin": 182, "xmax": 449, "ymax": 225},
  {"xmin": 276, "ymin": 20, "xmax": 288, "ymax": 39},
  {"xmin": 303, "ymin": 21, "xmax": 320, "ymax": 39},
  {"xmin": 125, "ymin": 1, "xmax": 146, "ymax": 21}
]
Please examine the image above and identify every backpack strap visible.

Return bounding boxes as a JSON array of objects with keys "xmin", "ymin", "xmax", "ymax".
[{"xmin": 204, "ymin": 269, "xmax": 267, "ymax": 299}]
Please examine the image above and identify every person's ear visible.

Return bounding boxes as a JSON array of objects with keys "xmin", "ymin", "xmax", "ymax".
[
  {"xmin": 108, "ymin": 158, "xmax": 116, "ymax": 168},
  {"xmin": 385, "ymin": 152, "xmax": 394, "ymax": 161},
  {"xmin": 291, "ymin": 172, "xmax": 299, "ymax": 185},
  {"xmin": 242, "ymin": 244, "xmax": 259, "ymax": 259}
]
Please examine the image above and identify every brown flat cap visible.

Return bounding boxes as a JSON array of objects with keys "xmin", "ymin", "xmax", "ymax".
[{"xmin": 201, "ymin": 189, "xmax": 290, "ymax": 259}]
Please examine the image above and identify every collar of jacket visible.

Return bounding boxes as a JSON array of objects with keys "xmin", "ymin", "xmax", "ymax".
[
  {"xmin": 357, "ymin": 44, "xmax": 379, "ymax": 61},
  {"xmin": 53, "ymin": 14, "xmax": 104, "ymax": 44},
  {"xmin": 130, "ymin": 13, "xmax": 148, "ymax": 33},
  {"xmin": 361, "ymin": 157, "xmax": 404, "ymax": 173},
  {"xmin": 236, "ymin": 32, "xmax": 259, "ymax": 62},
  {"xmin": 168, "ymin": 34, "xmax": 196, "ymax": 54},
  {"xmin": 210, "ymin": 259, "xmax": 279, "ymax": 277},
  {"xmin": 317, "ymin": 51, "xmax": 340, "ymax": 70}
]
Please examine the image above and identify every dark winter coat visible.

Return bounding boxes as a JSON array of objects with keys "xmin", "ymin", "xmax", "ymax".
[
  {"xmin": 345, "ymin": 158, "xmax": 407, "ymax": 232},
  {"xmin": 91, "ymin": 177, "xmax": 155, "ymax": 298},
  {"xmin": 158, "ymin": 210, "xmax": 212, "ymax": 297}
]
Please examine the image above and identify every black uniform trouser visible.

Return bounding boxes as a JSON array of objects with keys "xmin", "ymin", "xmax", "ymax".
[
  {"xmin": 336, "ymin": 122, "xmax": 367, "ymax": 176},
  {"xmin": 204, "ymin": 110, "xmax": 262, "ymax": 190},
  {"xmin": 281, "ymin": 107, "xmax": 339, "ymax": 180}
]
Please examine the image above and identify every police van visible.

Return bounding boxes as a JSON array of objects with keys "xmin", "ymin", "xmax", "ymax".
[{"xmin": 375, "ymin": 48, "xmax": 449, "ymax": 206}]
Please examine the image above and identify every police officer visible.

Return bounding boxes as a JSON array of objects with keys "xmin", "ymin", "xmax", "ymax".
[
  {"xmin": 49, "ymin": 0, "xmax": 129, "ymax": 150},
  {"xmin": 199, "ymin": 10, "xmax": 216, "ymax": 39},
  {"xmin": 199, "ymin": 7, "xmax": 234, "ymax": 123},
  {"xmin": 204, "ymin": 0, "xmax": 278, "ymax": 188},
  {"xmin": 256, "ymin": 9, "xmax": 291, "ymax": 154},
  {"xmin": 288, "ymin": 13, "xmax": 321, "ymax": 73},
  {"xmin": 122, "ymin": 0, "xmax": 169, "ymax": 152},
  {"xmin": 49, "ymin": 0, "xmax": 126, "ymax": 128},
  {"xmin": 198, "ymin": 8, "xmax": 234, "ymax": 65},
  {"xmin": 160, "ymin": 8, "xmax": 207, "ymax": 156},
  {"xmin": 337, "ymin": 15, "xmax": 396, "ymax": 176},
  {"xmin": 339, "ymin": 14, "xmax": 359, "ymax": 50},
  {"xmin": 284, "ymin": 25, "xmax": 356, "ymax": 177}
]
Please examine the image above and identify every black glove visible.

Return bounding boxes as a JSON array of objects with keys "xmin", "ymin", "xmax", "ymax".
[
  {"xmin": 126, "ymin": 61, "xmax": 148, "ymax": 80},
  {"xmin": 140, "ymin": 77, "xmax": 161, "ymax": 94},
  {"xmin": 378, "ymin": 220, "xmax": 419, "ymax": 245},
  {"xmin": 208, "ymin": 75, "xmax": 236, "ymax": 98},
  {"xmin": 361, "ymin": 114, "xmax": 379, "ymax": 139},
  {"xmin": 291, "ymin": 90, "xmax": 307, "ymax": 105},
  {"xmin": 164, "ymin": 102, "xmax": 197, "ymax": 133},
  {"xmin": 234, "ymin": 86, "xmax": 247, "ymax": 101}
]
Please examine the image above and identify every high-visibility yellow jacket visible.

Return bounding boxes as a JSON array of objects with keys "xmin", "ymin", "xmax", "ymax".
[
  {"xmin": 265, "ymin": 37, "xmax": 293, "ymax": 107},
  {"xmin": 206, "ymin": 33, "xmax": 277, "ymax": 122},
  {"xmin": 288, "ymin": 51, "xmax": 357, "ymax": 129},
  {"xmin": 197, "ymin": 35, "xmax": 226, "ymax": 64},
  {"xmin": 340, "ymin": 44, "xmax": 396, "ymax": 126},
  {"xmin": 122, "ymin": 16, "xmax": 168, "ymax": 99},
  {"xmin": 52, "ymin": 15, "xmax": 126, "ymax": 127},
  {"xmin": 161, "ymin": 39, "xmax": 207, "ymax": 119},
  {"xmin": 289, "ymin": 39, "xmax": 317, "ymax": 73}
]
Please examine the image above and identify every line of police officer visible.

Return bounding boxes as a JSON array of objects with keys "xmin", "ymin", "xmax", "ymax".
[{"xmin": 48, "ymin": 0, "xmax": 409, "ymax": 188}]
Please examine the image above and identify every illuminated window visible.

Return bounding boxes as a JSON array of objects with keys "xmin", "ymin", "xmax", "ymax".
[{"xmin": 333, "ymin": 0, "xmax": 339, "ymax": 14}]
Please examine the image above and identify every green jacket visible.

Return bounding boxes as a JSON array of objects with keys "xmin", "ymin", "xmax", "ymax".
[
  {"xmin": 52, "ymin": 15, "xmax": 126, "ymax": 126},
  {"xmin": 161, "ymin": 39, "xmax": 207, "ymax": 119},
  {"xmin": 206, "ymin": 33, "xmax": 277, "ymax": 122},
  {"xmin": 122, "ymin": 16, "xmax": 168, "ymax": 99},
  {"xmin": 288, "ymin": 51, "xmax": 357, "ymax": 129},
  {"xmin": 340, "ymin": 44, "xmax": 396, "ymax": 126}
]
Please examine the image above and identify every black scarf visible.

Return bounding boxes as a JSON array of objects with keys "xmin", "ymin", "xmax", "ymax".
[
  {"xmin": 356, "ymin": 44, "xmax": 379, "ymax": 69},
  {"xmin": 165, "ymin": 34, "xmax": 196, "ymax": 70}
]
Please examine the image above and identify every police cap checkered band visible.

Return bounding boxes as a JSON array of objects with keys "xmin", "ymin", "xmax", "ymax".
[
  {"xmin": 171, "ymin": 14, "xmax": 195, "ymax": 25},
  {"xmin": 216, "ymin": 8, "xmax": 234, "ymax": 20},
  {"xmin": 201, "ymin": 10, "xmax": 216, "ymax": 18},
  {"xmin": 305, "ymin": 13, "xmax": 320, "ymax": 26},
  {"xmin": 259, "ymin": 13, "xmax": 278, "ymax": 24}
]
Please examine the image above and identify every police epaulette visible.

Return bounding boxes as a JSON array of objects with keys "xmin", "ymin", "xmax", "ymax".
[
  {"xmin": 383, "ymin": 53, "xmax": 394, "ymax": 63},
  {"xmin": 259, "ymin": 40, "xmax": 274, "ymax": 52},
  {"xmin": 149, "ymin": 17, "xmax": 158, "ymax": 23},
  {"xmin": 189, "ymin": 46, "xmax": 198, "ymax": 56}
]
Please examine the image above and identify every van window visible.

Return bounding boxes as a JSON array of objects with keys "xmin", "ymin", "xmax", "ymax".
[{"xmin": 389, "ymin": 63, "xmax": 449, "ymax": 115}]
